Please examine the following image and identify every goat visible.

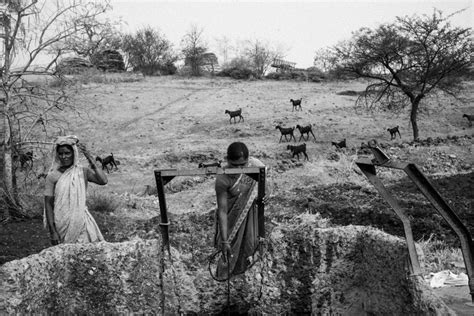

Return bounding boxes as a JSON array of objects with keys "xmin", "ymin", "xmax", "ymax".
[
  {"xmin": 296, "ymin": 124, "xmax": 316, "ymax": 142},
  {"xmin": 331, "ymin": 139, "xmax": 347, "ymax": 149},
  {"xmin": 225, "ymin": 108, "xmax": 244, "ymax": 124},
  {"xmin": 198, "ymin": 161, "xmax": 222, "ymax": 168},
  {"xmin": 37, "ymin": 172, "xmax": 47, "ymax": 180},
  {"xmin": 13, "ymin": 151, "xmax": 33, "ymax": 169},
  {"xmin": 387, "ymin": 125, "xmax": 401, "ymax": 140},
  {"xmin": 290, "ymin": 98, "xmax": 302, "ymax": 111},
  {"xmin": 95, "ymin": 153, "xmax": 118, "ymax": 173},
  {"xmin": 287, "ymin": 143, "xmax": 309, "ymax": 160},
  {"xmin": 20, "ymin": 151, "xmax": 33, "ymax": 169},
  {"xmin": 275, "ymin": 125, "xmax": 296, "ymax": 143},
  {"xmin": 463, "ymin": 114, "xmax": 474, "ymax": 127}
]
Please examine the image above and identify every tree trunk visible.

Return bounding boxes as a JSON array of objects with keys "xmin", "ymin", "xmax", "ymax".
[
  {"xmin": 410, "ymin": 98, "xmax": 421, "ymax": 141},
  {"xmin": 1, "ymin": 10, "xmax": 14, "ymax": 220}
]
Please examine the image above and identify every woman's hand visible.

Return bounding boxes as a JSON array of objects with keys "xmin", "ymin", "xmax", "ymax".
[
  {"xmin": 221, "ymin": 241, "xmax": 232, "ymax": 262},
  {"xmin": 50, "ymin": 231, "xmax": 60, "ymax": 246},
  {"xmin": 77, "ymin": 143, "xmax": 94, "ymax": 162}
]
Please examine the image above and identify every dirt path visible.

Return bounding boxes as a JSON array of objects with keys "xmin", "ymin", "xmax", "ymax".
[{"xmin": 119, "ymin": 88, "xmax": 206, "ymax": 129}]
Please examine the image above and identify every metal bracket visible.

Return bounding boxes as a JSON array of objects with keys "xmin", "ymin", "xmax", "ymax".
[
  {"xmin": 356, "ymin": 145, "xmax": 474, "ymax": 302},
  {"xmin": 154, "ymin": 167, "xmax": 266, "ymax": 254}
]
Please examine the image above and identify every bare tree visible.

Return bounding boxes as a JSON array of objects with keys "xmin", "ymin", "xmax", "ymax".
[
  {"xmin": 313, "ymin": 47, "xmax": 340, "ymax": 73},
  {"xmin": 181, "ymin": 24, "xmax": 208, "ymax": 76},
  {"xmin": 334, "ymin": 9, "xmax": 472, "ymax": 140},
  {"xmin": 243, "ymin": 39, "xmax": 284, "ymax": 78},
  {"xmin": 214, "ymin": 35, "xmax": 233, "ymax": 66},
  {"xmin": 63, "ymin": 16, "xmax": 122, "ymax": 61},
  {"xmin": 0, "ymin": 0, "xmax": 112, "ymax": 220}
]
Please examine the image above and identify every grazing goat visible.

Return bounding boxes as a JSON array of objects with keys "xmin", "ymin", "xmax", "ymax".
[
  {"xmin": 275, "ymin": 125, "xmax": 296, "ymax": 143},
  {"xmin": 37, "ymin": 172, "xmax": 47, "ymax": 180},
  {"xmin": 290, "ymin": 98, "xmax": 302, "ymax": 111},
  {"xmin": 95, "ymin": 153, "xmax": 118, "ymax": 173},
  {"xmin": 463, "ymin": 114, "xmax": 474, "ymax": 127},
  {"xmin": 296, "ymin": 124, "xmax": 316, "ymax": 142},
  {"xmin": 20, "ymin": 151, "xmax": 33, "ymax": 169},
  {"xmin": 331, "ymin": 139, "xmax": 347, "ymax": 149},
  {"xmin": 387, "ymin": 125, "xmax": 401, "ymax": 139},
  {"xmin": 287, "ymin": 143, "xmax": 309, "ymax": 160},
  {"xmin": 225, "ymin": 108, "xmax": 244, "ymax": 124},
  {"xmin": 13, "ymin": 151, "xmax": 33, "ymax": 169},
  {"xmin": 198, "ymin": 161, "xmax": 222, "ymax": 168}
]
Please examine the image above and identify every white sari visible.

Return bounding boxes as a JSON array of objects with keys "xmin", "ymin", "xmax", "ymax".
[
  {"xmin": 44, "ymin": 135, "xmax": 104, "ymax": 244},
  {"xmin": 54, "ymin": 165, "xmax": 104, "ymax": 243}
]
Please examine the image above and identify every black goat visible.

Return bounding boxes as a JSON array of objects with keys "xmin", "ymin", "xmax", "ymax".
[
  {"xmin": 275, "ymin": 125, "xmax": 296, "ymax": 143},
  {"xmin": 287, "ymin": 143, "xmax": 309, "ymax": 160},
  {"xmin": 37, "ymin": 172, "xmax": 47, "ymax": 180},
  {"xmin": 387, "ymin": 126, "xmax": 401, "ymax": 139},
  {"xmin": 290, "ymin": 98, "xmax": 302, "ymax": 111},
  {"xmin": 198, "ymin": 161, "xmax": 222, "ymax": 168},
  {"xmin": 331, "ymin": 139, "xmax": 347, "ymax": 149},
  {"xmin": 463, "ymin": 114, "xmax": 473, "ymax": 127},
  {"xmin": 225, "ymin": 108, "xmax": 244, "ymax": 124},
  {"xmin": 95, "ymin": 153, "xmax": 118, "ymax": 173},
  {"xmin": 13, "ymin": 151, "xmax": 33, "ymax": 169},
  {"xmin": 20, "ymin": 151, "xmax": 33, "ymax": 169},
  {"xmin": 296, "ymin": 124, "xmax": 316, "ymax": 142}
]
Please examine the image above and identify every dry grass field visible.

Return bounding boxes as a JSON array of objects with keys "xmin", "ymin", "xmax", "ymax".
[{"xmin": 1, "ymin": 74, "xmax": 473, "ymax": 313}]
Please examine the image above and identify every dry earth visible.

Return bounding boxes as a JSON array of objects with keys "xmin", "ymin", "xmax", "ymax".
[{"xmin": 1, "ymin": 75, "xmax": 474, "ymax": 314}]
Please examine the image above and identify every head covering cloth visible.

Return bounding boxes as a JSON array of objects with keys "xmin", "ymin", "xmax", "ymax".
[{"xmin": 49, "ymin": 135, "xmax": 80, "ymax": 172}]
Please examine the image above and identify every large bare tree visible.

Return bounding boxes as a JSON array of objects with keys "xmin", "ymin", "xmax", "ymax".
[
  {"xmin": 334, "ymin": 9, "xmax": 472, "ymax": 140},
  {"xmin": 181, "ymin": 24, "xmax": 208, "ymax": 76},
  {"xmin": 64, "ymin": 16, "xmax": 122, "ymax": 60},
  {"xmin": 243, "ymin": 39, "xmax": 284, "ymax": 78},
  {"xmin": 0, "ymin": 0, "xmax": 112, "ymax": 220}
]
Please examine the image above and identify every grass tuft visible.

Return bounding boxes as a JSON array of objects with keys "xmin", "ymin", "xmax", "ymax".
[
  {"xmin": 418, "ymin": 234, "xmax": 465, "ymax": 274},
  {"xmin": 87, "ymin": 191, "xmax": 121, "ymax": 214}
]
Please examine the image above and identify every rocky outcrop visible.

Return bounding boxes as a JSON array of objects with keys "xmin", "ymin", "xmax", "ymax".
[{"xmin": 0, "ymin": 222, "xmax": 454, "ymax": 315}]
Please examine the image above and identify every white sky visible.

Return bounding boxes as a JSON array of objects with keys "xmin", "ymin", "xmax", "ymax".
[{"xmin": 108, "ymin": 0, "xmax": 473, "ymax": 68}]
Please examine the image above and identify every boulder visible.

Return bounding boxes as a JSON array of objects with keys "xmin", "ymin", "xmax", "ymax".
[{"xmin": 56, "ymin": 57, "xmax": 94, "ymax": 74}]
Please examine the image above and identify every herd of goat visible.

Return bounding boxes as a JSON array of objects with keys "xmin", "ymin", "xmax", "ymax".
[
  {"xmin": 15, "ymin": 99, "xmax": 474, "ymax": 173},
  {"xmin": 223, "ymin": 98, "xmax": 474, "ymax": 162}
]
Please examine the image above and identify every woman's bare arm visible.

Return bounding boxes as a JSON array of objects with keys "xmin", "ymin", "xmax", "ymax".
[
  {"xmin": 44, "ymin": 196, "xmax": 59, "ymax": 244},
  {"xmin": 77, "ymin": 143, "xmax": 108, "ymax": 185},
  {"xmin": 216, "ymin": 189, "xmax": 231, "ymax": 261}
]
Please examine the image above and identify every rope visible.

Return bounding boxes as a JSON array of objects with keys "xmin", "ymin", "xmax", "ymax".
[
  {"xmin": 160, "ymin": 244, "xmax": 184, "ymax": 315},
  {"xmin": 227, "ymin": 259, "xmax": 231, "ymax": 316}
]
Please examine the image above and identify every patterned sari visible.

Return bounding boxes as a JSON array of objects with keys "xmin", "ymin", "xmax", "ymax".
[{"xmin": 214, "ymin": 157, "xmax": 263, "ymax": 279}]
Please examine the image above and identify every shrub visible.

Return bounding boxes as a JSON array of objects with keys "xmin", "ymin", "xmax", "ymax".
[
  {"xmin": 216, "ymin": 66, "xmax": 256, "ymax": 80},
  {"xmin": 87, "ymin": 191, "xmax": 121, "ymax": 214},
  {"xmin": 418, "ymin": 235, "xmax": 465, "ymax": 274}
]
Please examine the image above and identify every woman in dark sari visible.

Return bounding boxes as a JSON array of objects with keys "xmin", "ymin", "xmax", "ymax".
[{"xmin": 214, "ymin": 142, "xmax": 268, "ymax": 280}]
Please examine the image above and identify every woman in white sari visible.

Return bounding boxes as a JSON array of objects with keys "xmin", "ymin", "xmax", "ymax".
[{"xmin": 44, "ymin": 135, "xmax": 107, "ymax": 245}]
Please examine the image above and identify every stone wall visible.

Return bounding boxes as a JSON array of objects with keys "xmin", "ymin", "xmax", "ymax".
[{"xmin": 0, "ymin": 224, "xmax": 454, "ymax": 315}]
